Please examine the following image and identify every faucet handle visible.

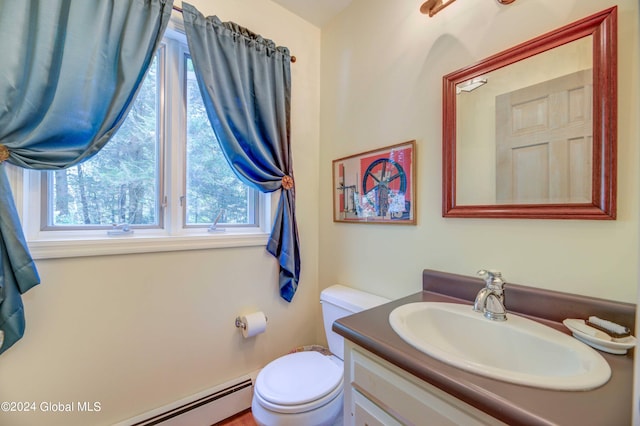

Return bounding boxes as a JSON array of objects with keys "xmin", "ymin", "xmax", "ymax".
[{"xmin": 477, "ymin": 269, "xmax": 505, "ymax": 290}]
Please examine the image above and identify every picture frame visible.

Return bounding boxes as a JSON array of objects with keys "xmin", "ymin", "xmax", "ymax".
[{"xmin": 332, "ymin": 140, "xmax": 416, "ymax": 224}]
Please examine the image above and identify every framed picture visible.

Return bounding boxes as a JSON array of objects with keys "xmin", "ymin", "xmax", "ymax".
[{"xmin": 332, "ymin": 140, "xmax": 416, "ymax": 224}]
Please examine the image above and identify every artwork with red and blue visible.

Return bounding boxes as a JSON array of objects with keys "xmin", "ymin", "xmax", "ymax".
[{"xmin": 333, "ymin": 141, "xmax": 416, "ymax": 224}]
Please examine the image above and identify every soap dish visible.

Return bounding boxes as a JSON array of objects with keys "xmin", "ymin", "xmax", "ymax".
[{"xmin": 563, "ymin": 319, "xmax": 637, "ymax": 355}]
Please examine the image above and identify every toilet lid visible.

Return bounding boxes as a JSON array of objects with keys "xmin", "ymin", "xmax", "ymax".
[{"xmin": 255, "ymin": 351, "xmax": 342, "ymax": 407}]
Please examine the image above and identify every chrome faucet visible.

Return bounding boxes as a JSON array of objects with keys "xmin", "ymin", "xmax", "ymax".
[{"xmin": 473, "ymin": 269, "xmax": 507, "ymax": 321}]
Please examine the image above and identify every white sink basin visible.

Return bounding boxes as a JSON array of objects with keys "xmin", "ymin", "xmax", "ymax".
[{"xmin": 388, "ymin": 302, "xmax": 611, "ymax": 390}]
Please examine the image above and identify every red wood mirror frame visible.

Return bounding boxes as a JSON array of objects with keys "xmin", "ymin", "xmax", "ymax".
[{"xmin": 442, "ymin": 7, "xmax": 617, "ymax": 219}]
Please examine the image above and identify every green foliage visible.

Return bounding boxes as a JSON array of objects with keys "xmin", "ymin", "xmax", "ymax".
[
  {"xmin": 185, "ymin": 61, "xmax": 250, "ymax": 225},
  {"xmin": 52, "ymin": 56, "xmax": 252, "ymax": 227}
]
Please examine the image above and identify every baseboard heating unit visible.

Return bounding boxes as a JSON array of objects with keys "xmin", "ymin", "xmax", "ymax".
[{"xmin": 117, "ymin": 375, "xmax": 254, "ymax": 426}]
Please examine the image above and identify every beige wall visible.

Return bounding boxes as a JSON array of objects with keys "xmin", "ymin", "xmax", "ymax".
[
  {"xmin": 319, "ymin": 0, "xmax": 639, "ymax": 303},
  {"xmin": 3, "ymin": 0, "xmax": 638, "ymax": 424},
  {"xmin": 0, "ymin": 1, "xmax": 320, "ymax": 425}
]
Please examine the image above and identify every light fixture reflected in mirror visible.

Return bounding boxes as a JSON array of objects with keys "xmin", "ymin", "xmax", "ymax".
[
  {"xmin": 421, "ymin": 0, "xmax": 516, "ymax": 17},
  {"xmin": 456, "ymin": 77, "xmax": 487, "ymax": 94}
]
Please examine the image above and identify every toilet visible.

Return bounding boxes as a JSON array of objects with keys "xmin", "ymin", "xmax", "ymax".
[{"xmin": 251, "ymin": 285, "xmax": 389, "ymax": 426}]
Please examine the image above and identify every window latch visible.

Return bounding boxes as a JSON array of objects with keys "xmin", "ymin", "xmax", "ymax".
[
  {"xmin": 207, "ymin": 209, "xmax": 226, "ymax": 233},
  {"xmin": 107, "ymin": 223, "xmax": 134, "ymax": 236}
]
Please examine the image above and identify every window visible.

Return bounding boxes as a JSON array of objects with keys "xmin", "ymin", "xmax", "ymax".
[
  {"xmin": 14, "ymin": 22, "xmax": 270, "ymax": 259},
  {"xmin": 46, "ymin": 56, "xmax": 161, "ymax": 229},
  {"xmin": 184, "ymin": 55, "xmax": 258, "ymax": 227}
]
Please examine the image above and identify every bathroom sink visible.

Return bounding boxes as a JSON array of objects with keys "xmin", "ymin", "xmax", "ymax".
[{"xmin": 388, "ymin": 302, "xmax": 611, "ymax": 390}]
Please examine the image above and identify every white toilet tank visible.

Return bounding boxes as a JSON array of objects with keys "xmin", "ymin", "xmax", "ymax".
[{"xmin": 320, "ymin": 285, "xmax": 389, "ymax": 360}]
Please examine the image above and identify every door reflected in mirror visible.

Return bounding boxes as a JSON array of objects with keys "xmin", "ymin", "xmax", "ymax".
[
  {"xmin": 443, "ymin": 8, "xmax": 616, "ymax": 219},
  {"xmin": 457, "ymin": 37, "xmax": 592, "ymax": 205}
]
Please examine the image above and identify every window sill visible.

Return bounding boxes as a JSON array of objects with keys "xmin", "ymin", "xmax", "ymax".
[{"xmin": 28, "ymin": 232, "xmax": 270, "ymax": 260}]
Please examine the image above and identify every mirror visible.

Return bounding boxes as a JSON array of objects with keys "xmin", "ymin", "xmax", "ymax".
[{"xmin": 443, "ymin": 7, "xmax": 617, "ymax": 219}]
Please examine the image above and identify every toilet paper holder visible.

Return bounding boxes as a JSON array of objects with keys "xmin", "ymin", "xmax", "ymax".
[{"xmin": 235, "ymin": 315, "xmax": 268, "ymax": 330}]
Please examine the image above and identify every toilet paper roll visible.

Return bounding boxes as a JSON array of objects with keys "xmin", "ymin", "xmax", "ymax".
[{"xmin": 241, "ymin": 311, "xmax": 267, "ymax": 338}]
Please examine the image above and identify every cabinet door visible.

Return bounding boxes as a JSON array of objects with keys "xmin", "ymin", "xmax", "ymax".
[
  {"xmin": 352, "ymin": 389, "xmax": 402, "ymax": 426},
  {"xmin": 345, "ymin": 342, "xmax": 506, "ymax": 426}
]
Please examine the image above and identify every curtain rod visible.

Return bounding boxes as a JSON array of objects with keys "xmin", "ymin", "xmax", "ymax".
[{"xmin": 171, "ymin": 5, "xmax": 297, "ymax": 63}]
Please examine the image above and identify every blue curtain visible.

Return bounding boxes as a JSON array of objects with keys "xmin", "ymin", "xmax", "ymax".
[
  {"xmin": 182, "ymin": 3, "xmax": 300, "ymax": 302},
  {"xmin": 0, "ymin": 0, "xmax": 173, "ymax": 354}
]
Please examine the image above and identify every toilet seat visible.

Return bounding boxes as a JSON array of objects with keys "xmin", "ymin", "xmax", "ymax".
[{"xmin": 254, "ymin": 351, "xmax": 343, "ymax": 414}]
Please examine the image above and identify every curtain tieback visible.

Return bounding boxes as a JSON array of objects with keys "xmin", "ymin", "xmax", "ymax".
[
  {"xmin": 282, "ymin": 175, "xmax": 294, "ymax": 190},
  {"xmin": 0, "ymin": 145, "xmax": 9, "ymax": 163}
]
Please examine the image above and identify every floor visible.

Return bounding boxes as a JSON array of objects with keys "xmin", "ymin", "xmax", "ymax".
[{"xmin": 215, "ymin": 409, "xmax": 257, "ymax": 426}]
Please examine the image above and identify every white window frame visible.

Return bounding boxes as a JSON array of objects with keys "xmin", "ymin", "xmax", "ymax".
[{"xmin": 8, "ymin": 17, "xmax": 272, "ymax": 260}]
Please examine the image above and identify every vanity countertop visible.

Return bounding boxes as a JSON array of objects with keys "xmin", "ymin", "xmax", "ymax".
[{"xmin": 334, "ymin": 270, "xmax": 635, "ymax": 426}]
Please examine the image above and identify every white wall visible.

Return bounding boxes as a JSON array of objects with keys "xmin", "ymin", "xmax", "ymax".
[
  {"xmin": 0, "ymin": 1, "xmax": 320, "ymax": 425},
  {"xmin": 319, "ymin": 0, "xmax": 639, "ymax": 304}
]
